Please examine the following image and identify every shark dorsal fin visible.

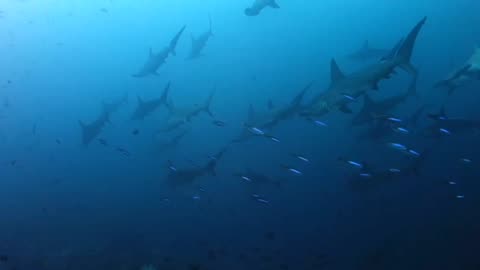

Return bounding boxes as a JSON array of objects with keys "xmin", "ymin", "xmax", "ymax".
[{"xmin": 330, "ymin": 59, "xmax": 345, "ymax": 84}]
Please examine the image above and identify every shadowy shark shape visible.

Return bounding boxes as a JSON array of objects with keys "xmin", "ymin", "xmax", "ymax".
[
  {"xmin": 434, "ymin": 47, "xmax": 480, "ymax": 95},
  {"xmin": 132, "ymin": 25, "xmax": 186, "ymax": 78},
  {"xmin": 79, "ymin": 109, "xmax": 110, "ymax": 146},
  {"xmin": 262, "ymin": 81, "xmax": 313, "ymax": 128},
  {"xmin": 159, "ymin": 89, "xmax": 215, "ymax": 132},
  {"xmin": 244, "ymin": 0, "xmax": 279, "ymax": 16},
  {"xmin": 347, "ymin": 40, "xmax": 390, "ymax": 62},
  {"xmin": 233, "ymin": 168, "xmax": 285, "ymax": 192},
  {"xmin": 347, "ymin": 147, "xmax": 432, "ymax": 192},
  {"xmin": 102, "ymin": 93, "xmax": 128, "ymax": 115},
  {"xmin": 357, "ymin": 104, "xmax": 427, "ymax": 142},
  {"xmin": 230, "ymin": 82, "xmax": 312, "ymax": 144},
  {"xmin": 301, "ymin": 17, "xmax": 427, "ymax": 118},
  {"xmin": 424, "ymin": 107, "xmax": 480, "ymax": 137},
  {"xmin": 352, "ymin": 75, "xmax": 418, "ymax": 126},
  {"xmin": 166, "ymin": 147, "xmax": 228, "ymax": 187},
  {"xmin": 187, "ymin": 16, "xmax": 213, "ymax": 60},
  {"xmin": 131, "ymin": 82, "xmax": 170, "ymax": 120},
  {"xmin": 152, "ymin": 129, "xmax": 189, "ymax": 154}
]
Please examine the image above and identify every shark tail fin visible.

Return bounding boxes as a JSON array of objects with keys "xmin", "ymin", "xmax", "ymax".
[
  {"xmin": 78, "ymin": 120, "xmax": 86, "ymax": 129},
  {"xmin": 290, "ymin": 81, "xmax": 314, "ymax": 107},
  {"xmin": 169, "ymin": 25, "xmax": 187, "ymax": 56},
  {"xmin": 204, "ymin": 88, "xmax": 216, "ymax": 118},
  {"xmin": 208, "ymin": 14, "xmax": 214, "ymax": 36},
  {"xmin": 395, "ymin": 17, "xmax": 427, "ymax": 75},
  {"xmin": 268, "ymin": 0, "xmax": 280, "ymax": 8},
  {"xmin": 160, "ymin": 81, "xmax": 171, "ymax": 105},
  {"xmin": 330, "ymin": 59, "xmax": 345, "ymax": 86}
]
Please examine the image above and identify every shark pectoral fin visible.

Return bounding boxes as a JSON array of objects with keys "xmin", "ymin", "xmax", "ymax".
[{"xmin": 339, "ymin": 104, "xmax": 353, "ymax": 114}]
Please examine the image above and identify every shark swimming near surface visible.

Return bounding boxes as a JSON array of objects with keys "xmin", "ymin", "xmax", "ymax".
[
  {"xmin": 352, "ymin": 75, "xmax": 418, "ymax": 126},
  {"xmin": 347, "ymin": 40, "xmax": 390, "ymax": 62},
  {"xmin": 244, "ymin": 0, "xmax": 279, "ymax": 16},
  {"xmin": 132, "ymin": 25, "xmax": 186, "ymax": 78},
  {"xmin": 187, "ymin": 16, "xmax": 213, "ymax": 60},
  {"xmin": 434, "ymin": 46, "xmax": 480, "ymax": 95},
  {"xmin": 78, "ymin": 109, "xmax": 110, "ymax": 146},
  {"xmin": 301, "ymin": 17, "xmax": 427, "ymax": 118},
  {"xmin": 131, "ymin": 82, "xmax": 170, "ymax": 120}
]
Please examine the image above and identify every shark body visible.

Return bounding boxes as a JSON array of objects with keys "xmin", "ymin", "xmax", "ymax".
[{"xmin": 132, "ymin": 26, "xmax": 186, "ymax": 78}]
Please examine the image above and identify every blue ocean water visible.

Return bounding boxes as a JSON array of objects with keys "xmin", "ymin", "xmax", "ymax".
[{"xmin": 1, "ymin": 0, "xmax": 480, "ymax": 269}]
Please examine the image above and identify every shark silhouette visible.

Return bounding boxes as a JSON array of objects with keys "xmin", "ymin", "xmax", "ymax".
[
  {"xmin": 132, "ymin": 25, "xmax": 186, "ymax": 78},
  {"xmin": 131, "ymin": 82, "xmax": 171, "ymax": 120},
  {"xmin": 302, "ymin": 17, "xmax": 427, "ymax": 118}
]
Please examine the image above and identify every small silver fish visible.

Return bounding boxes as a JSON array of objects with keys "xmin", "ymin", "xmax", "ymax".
[
  {"xmin": 448, "ymin": 181, "xmax": 457, "ymax": 185},
  {"xmin": 461, "ymin": 158, "xmax": 472, "ymax": 163},
  {"xmin": 393, "ymin": 127, "xmax": 409, "ymax": 134},
  {"xmin": 347, "ymin": 160, "xmax": 363, "ymax": 169},
  {"xmin": 192, "ymin": 195, "xmax": 201, "ymax": 200},
  {"xmin": 241, "ymin": 176, "xmax": 252, "ymax": 182},
  {"xmin": 389, "ymin": 168, "xmax": 401, "ymax": 173},
  {"xmin": 387, "ymin": 117, "xmax": 402, "ymax": 123},
  {"xmin": 256, "ymin": 198, "xmax": 269, "ymax": 204},
  {"xmin": 313, "ymin": 120, "xmax": 328, "ymax": 127},
  {"xmin": 388, "ymin": 143, "xmax": 407, "ymax": 151},
  {"xmin": 341, "ymin": 94, "xmax": 355, "ymax": 101},
  {"xmin": 407, "ymin": 149, "xmax": 420, "ymax": 157},
  {"xmin": 439, "ymin": 128, "xmax": 451, "ymax": 135},
  {"xmin": 456, "ymin": 195, "xmax": 465, "ymax": 199},
  {"xmin": 359, "ymin": 173, "xmax": 372, "ymax": 178}
]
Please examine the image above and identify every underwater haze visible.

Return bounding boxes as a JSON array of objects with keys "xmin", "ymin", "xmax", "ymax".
[{"xmin": 1, "ymin": 0, "xmax": 480, "ymax": 269}]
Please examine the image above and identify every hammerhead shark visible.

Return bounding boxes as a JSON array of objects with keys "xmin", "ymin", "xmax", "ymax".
[
  {"xmin": 352, "ymin": 75, "xmax": 418, "ymax": 126},
  {"xmin": 424, "ymin": 107, "xmax": 480, "ymax": 137},
  {"xmin": 244, "ymin": 0, "xmax": 279, "ymax": 16},
  {"xmin": 101, "ymin": 93, "xmax": 128, "ymax": 115},
  {"xmin": 230, "ymin": 82, "xmax": 312, "ymax": 144},
  {"xmin": 187, "ymin": 16, "xmax": 213, "ymax": 60},
  {"xmin": 434, "ymin": 46, "xmax": 480, "ymax": 95},
  {"xmin": 347, "ymin": 40, "xmax": 390, "ymax": 62},
  {"xmin": 153, "ymin": 129, "xmax": 189, "ymax": 154},
  {"xmin": 262, "ymin": 81, "xmax": 313, "ymax": 128},
  {"xmin": 357, "ymin": 104, "xmax": 427, "ymax": 142},
  {"xmin": 166, "ymin": 147, "xmax": 227, "ymax": 187},
  {"xmin": 159, "ymin": 90, "xmax": 215, "ymax": 132},
  {"xmin": 301, "ymin": 17, "xmax": 427, "ymax": 118},
  {"xmin": 131, "ymin": 82, "xmax": 170, "ymax": 120},
  {"xmin": 132, "ymin": 25, "xmax": 186, "ymax": 78},
  {"xmin": 78, "ymin": 109, "xmax": 110, "ymax": 146}
]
